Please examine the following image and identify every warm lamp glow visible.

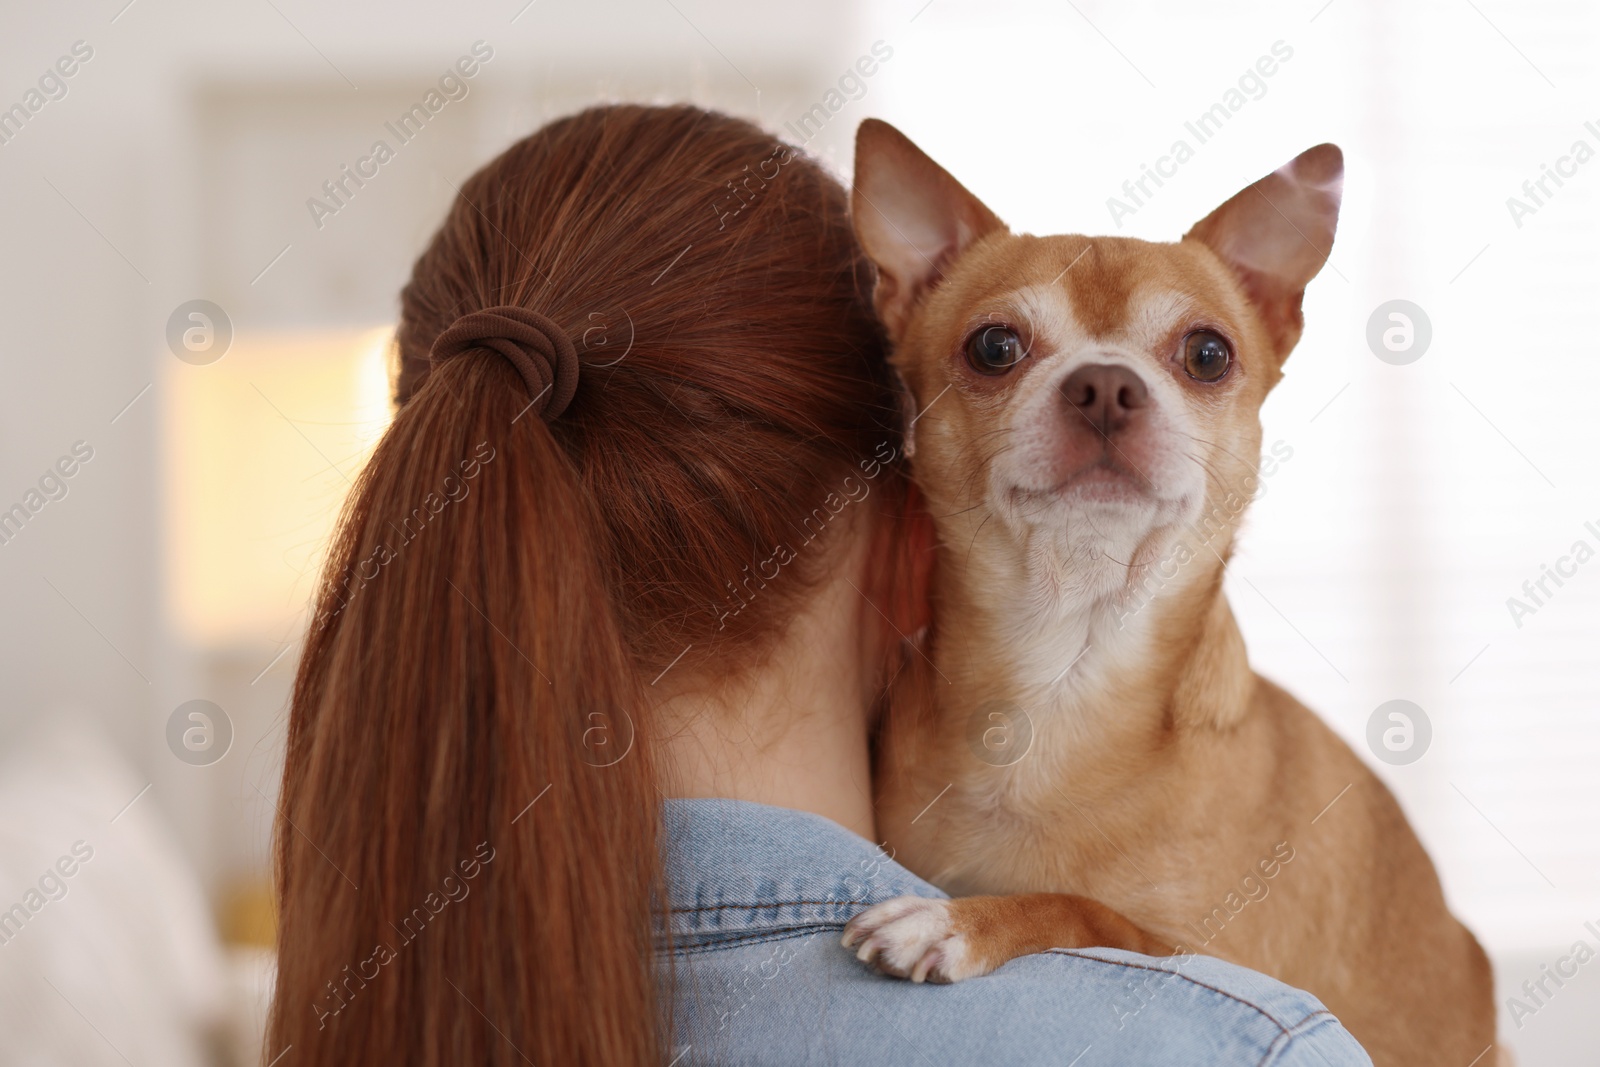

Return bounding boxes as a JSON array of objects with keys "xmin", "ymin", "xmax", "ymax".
[{"xmin": 165, "ymin": 326, "xmax": 394, "ymax": 646}]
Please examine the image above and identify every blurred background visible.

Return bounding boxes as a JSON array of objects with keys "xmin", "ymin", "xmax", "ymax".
[{"xmin": 0, "ymin": 0, "xmax": 1594, "ymax": 1062}]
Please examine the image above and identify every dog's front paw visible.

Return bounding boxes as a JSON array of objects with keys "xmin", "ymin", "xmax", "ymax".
[{"xmin": 841, "ymin": 896, "xmax": 988, "ymax": 983}]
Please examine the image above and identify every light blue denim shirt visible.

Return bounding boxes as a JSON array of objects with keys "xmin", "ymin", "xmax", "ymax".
[{"xmin": 657, "ymin": 798, "xmax": 1371, "ymax": 1066}]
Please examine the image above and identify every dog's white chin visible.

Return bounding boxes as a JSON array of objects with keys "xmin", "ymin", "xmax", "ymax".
[
  {"xmin": 1003, "ymin": 481, "xmax": 1195, "ymax": 580},
  {"xmin": 1061, "ymin": 478, "xmax": 1151, "ymax": 506},
  {"xmin": 1008, "ymin": 477, "xmax": 1163, "ymax": 524},
  {"xmin": 1010, "ymin": 474, "xmax": 1150, "ymax": 513},
  {"xmin": 1008, "ymin": 491, "xmax": 1156, "ymax": 557}
]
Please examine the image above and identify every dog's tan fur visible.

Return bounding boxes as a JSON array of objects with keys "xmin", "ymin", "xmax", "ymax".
[{"xmin": 848, "ymin": 119, "xmax": 1498, "ymax": 1066}]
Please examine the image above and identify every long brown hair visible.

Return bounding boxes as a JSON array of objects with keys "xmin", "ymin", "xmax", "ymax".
[{"xmin": 267, "ymin": 105, "xmax": 902, "ymax": 1065}]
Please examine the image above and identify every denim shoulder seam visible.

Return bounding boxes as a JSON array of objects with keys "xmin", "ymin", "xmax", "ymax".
[
  {"xmin": 667, "ymin": 926, "xmax": 831, "ymax": 958},
  {"xmin": 1255, "ymin": 1009, "xmax": 1338, "ymax": 1067},
  {"xmin": 668, "ymin": 898, "xmax": 869, "ymax": 915},
  {"xmin": 1045, "ymin": 949, "xmax": 1304, "ymax": 1035}
]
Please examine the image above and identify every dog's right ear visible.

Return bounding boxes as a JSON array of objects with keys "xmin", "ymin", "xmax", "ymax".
[{"xmin": 853, "ymin": 119, "xmax": 1007, "ymax": 343}]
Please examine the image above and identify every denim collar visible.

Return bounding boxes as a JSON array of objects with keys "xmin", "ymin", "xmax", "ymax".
[{"xmin": 658, "ymin": 798, "xmax": 943, "ymax": 950}]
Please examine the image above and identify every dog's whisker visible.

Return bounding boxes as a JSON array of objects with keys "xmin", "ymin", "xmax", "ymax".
[{"xmin": 1171, "ymin": 430, "xmax": 1261, "ymax": 486}]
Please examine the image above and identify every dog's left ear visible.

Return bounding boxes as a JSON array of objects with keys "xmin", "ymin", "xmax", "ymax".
[
  {"xmin": 852, "ymin": 119, "xmax": 1007, "ymax": 343},
  {"xmin": 1184, "ymin": 144, "xmax": 1343, "ymax": 359}
]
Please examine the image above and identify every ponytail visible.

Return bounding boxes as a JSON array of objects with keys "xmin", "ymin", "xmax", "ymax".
[
  {"xmin": 268, "ymin": 353, "xmax": 662, "ymax": 1064},
  {"xmin": 269, "ymin": 102, "xmax": 901, "ymax": 1066}
]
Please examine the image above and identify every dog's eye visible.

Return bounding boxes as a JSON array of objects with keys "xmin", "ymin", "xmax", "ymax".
[
  {"xmin": 1183, "ymin": 331, "xmax": 1232, "ymax": 382},
  {"xmin": 966, "ymin": 325, "xmax": 1027, "ymax": 375}
]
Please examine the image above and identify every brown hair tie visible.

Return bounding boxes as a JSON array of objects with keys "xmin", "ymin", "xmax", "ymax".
[{"xmin": 430, "ymin": 306, "xmax": 579, "ymax": 420}]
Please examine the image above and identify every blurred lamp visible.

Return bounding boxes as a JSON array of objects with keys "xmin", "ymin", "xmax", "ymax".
[{"xmin": 165, "ymin": 327, "xmax": 393, "ymax": 647}]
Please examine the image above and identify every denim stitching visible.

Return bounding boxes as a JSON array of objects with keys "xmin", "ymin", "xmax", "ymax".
[
  {"xmin": 1045, "ymin": 949, "xmax": 1316, "ymax": 1035},
  {"xmin": 668, "ymin": 911, "xmax": 1342, "ymax": 1057},
  {"xmin": 671, "ymin": 925, "xmax": 834, "ymax": 957},
  {"xmin": 1256, "ymin": 1009, "xmax": 1339, "ymax": 1067},
  {"xmin": 668, "ymin": 898, "xmax": 871, "ymax": 914}
]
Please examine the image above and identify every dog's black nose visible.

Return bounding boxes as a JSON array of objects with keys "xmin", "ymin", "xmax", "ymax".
[{"xmin": 1060, "ymin": 363, "xmax": 1149, "ymax": 435}]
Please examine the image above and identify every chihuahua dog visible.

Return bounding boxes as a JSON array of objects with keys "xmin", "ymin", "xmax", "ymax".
[{"xmin": 840, "ymin": 120, "xmax": 1498, "ymax": 1066}]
